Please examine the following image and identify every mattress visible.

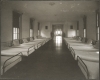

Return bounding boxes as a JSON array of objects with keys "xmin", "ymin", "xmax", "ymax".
[
  {"xmin": 70, "ymin": 45, "xmax": 98, "ymax": 51},
  {"xmin": 12, "ymin": 44, "xmax": 35, "ymax": 48},
  {"xmin": 23, "ymin": 40, "xmax": 44, "ymax": 47},
  {"xmin": 1, "ymin": 55, "xmax": 22, "ymax": 75},
  {"xmin": 74, "ymin": 50, "xmax": 99, "ymax": 61},
  {"xmin": 34, "ymin": 39, "xmax": 45, "ymax": 41},
  {"xmin": 66, "ymin": 40, "xmax": 81, "ymax": 43},
  {"xmin": 68, "ymin": 42, "xmax": 92, "ymax": 46},
  {"xmin": 78, "ymin": 56, "xmax": 99, "ymax": 79},
  {"xmin": 1, "ymin": 47, "xmax": 35, "ymax": 56}
]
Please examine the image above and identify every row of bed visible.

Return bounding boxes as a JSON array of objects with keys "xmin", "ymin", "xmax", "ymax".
[
  {"xmin": 1, "ymin": 37, "xmax": 51, "ymax": 75},
  {"xmin": 64, "ymin": 36, "xmax": 99, "ymax": 79}
]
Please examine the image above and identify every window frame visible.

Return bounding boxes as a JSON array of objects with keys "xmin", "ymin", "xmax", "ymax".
[
  {"xmin": 13, "ymin": 27, "xmax": 19, "ymax": 40},
  {"xmin": 13, "ymin": 11, "xmax": 20, "ymax": 40}
]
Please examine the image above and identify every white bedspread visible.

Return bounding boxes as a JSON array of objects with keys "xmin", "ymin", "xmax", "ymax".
[
  {"xmin": 74, "ymin": 50, "xmax": 99, "ymax": 61},
  {"xmin": 71, "ymin": 45, "xmax": 98, "ymax": 51},
  {"xmin": 1, "ymin": 56, "xmax": 21, "ymax": 66}
]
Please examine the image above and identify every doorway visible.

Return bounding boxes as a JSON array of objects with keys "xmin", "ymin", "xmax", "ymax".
[
  {"xmin": 52, "ymin": 24, "xmax": 63, "ymax": 46},
  {"xmin": 52, "ymin": 24, "xmax": 63, "ymax": 39}
]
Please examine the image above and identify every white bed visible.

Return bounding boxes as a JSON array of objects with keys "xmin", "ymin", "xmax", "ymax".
[
  {"xmin": 77, "ymin": 55, "xmax": 99, "ymax": 79},
  {"xmin": 70, "ymin": 45, "xmax": 98, "ymax": 51},
  {"xmin": 64, "ymin": 37, "xmax": 99, "ymax": 79},
  {"xmin": 73, "ymin": 50, "xmax": 99, "ymax": 60},
  {"xmin": 1, "ymin": 47, "xmax": 35, "ymax": 56},
  {"xmin": 1, "ymin": 52, "xmax": 22, "ymax": 75},
  {"xmin": 22, "ymin": 38, "xmax": 44, "ymax": 49}
]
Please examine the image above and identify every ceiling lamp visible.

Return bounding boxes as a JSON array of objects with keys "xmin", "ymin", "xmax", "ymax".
[{"xmin": 49, "ymin": 2, "xmax": 55, "ymax": 6}]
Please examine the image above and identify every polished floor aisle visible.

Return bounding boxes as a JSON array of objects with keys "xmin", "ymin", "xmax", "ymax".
[{"xmin": 1, "ymin": 38, "xmax": 86, "ymax": 80}]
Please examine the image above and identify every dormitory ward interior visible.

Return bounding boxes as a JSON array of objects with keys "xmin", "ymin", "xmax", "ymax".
[{"xmin": 0, "ymin": 0, "xmax": 99, "ymax": 80}]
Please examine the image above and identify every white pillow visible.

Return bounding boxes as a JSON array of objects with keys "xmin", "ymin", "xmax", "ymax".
[
  {"xmin": 23, "ymin": 38, "xmax": 28, "ymax": 43},
  {"xmin": 13, "ymin": 40, "xmax": 20, "ymax": 46}
]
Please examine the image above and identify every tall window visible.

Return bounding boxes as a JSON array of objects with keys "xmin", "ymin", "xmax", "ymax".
[
  {"xmin": 96, "ymin": 10, "xmax": 99, "ymax": 40},
  {"xmin": 77, "ymin": 21, "xmax": 79, "ymax": 36},
  {"xmin": 38, "ymin": 22, "xmax": 40, "ymax": 36},
  {"xmin": 30, "ymin": 18, "xmax": 33, "ymax": 37},
  {"xmin": 97, "ymin": 27, "xmax": 99, "ymax": 40},
  {"xmin": 30, "ymin": 29, "xmax": 33, "ymax": 37},
  {"xmin": 83, "ymin": 15, "xmax": 87, "ymax": 38},
  {"xmin": 83, "ymin": 29, "xmax": 86, "ymax": 37},
  {"xmin": 13, "ymin": 28, "xmax": 19, "ymax": 39},
  {"xmin": 13, "ymin": 11, "xmax": 20, "ymax": 40}
]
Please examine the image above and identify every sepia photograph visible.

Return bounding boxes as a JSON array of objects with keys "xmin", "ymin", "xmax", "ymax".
[{"xmin": 0, "ymin": 0, "xmax": 99, "ymax": 80}]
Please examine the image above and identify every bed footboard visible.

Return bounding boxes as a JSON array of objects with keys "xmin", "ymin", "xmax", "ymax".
[
  {"xmin": 77, "ymin": 56, "xmax": 99, "ymax": 79},
  {"xmin": 1, "ymin": 52, "xmax": 22, "ymax": 75},
  {"xmin": 69, "ymin": 47, "xmax": 75, "ymax": 58}
]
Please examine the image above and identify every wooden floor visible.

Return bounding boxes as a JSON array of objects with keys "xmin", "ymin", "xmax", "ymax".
[{"xmin": 1, "ymin": 38, "xmax": 86, "ymax": 80}]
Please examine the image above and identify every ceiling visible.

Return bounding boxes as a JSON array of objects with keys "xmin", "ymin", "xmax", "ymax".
[{"xmin": 3, "ymin": 1, "xmax": 99, "ymax": 22}]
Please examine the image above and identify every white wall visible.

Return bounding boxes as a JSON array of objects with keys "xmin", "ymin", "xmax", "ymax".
[
  {"xmin": 63, "ymin": 23, "xmax": 67, "ymax": 37},
  {"xmin": 72, "ymin": 21, "xmax": 77, "ymax": 36},
  {"xmin": 63, "ymin": 22, "xmax": 69, "ymax": 37},
  {"xmin": 1, "ymin": 2, "xmax": 32, "ymax": 42},
  {"xmin": 22, "ymin": 14, "xmax": 30, "ymax": 39},
  {"xmin": 78, "ymin": 12, "xmax": 97, "ymax": 40},
  {"xmin": 1, "ymin": 3, "xmax": 13, "ymax": 42},
  {"xmin": 79, "ymin": 18, "xmax": 84, "ymax": 37},
  {"xmin": 64, "ymin": 22, "xmax": 76, "ymax": 37},
  {"xmin": 40, "ymin": 22, "xmax": 52, "ymax": 38}
]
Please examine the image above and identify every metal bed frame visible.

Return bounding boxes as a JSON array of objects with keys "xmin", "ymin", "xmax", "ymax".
[
  {"xmin": 69, "ymin": 47, "xmax": 75, "ymax": 58},
  {"xmin": 77, "ymin": 56, "xmax": 89, "ymax": 79},
  {"xmin": 2, "ymin": 52, "xmax": 23, "ymax": 75}
]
